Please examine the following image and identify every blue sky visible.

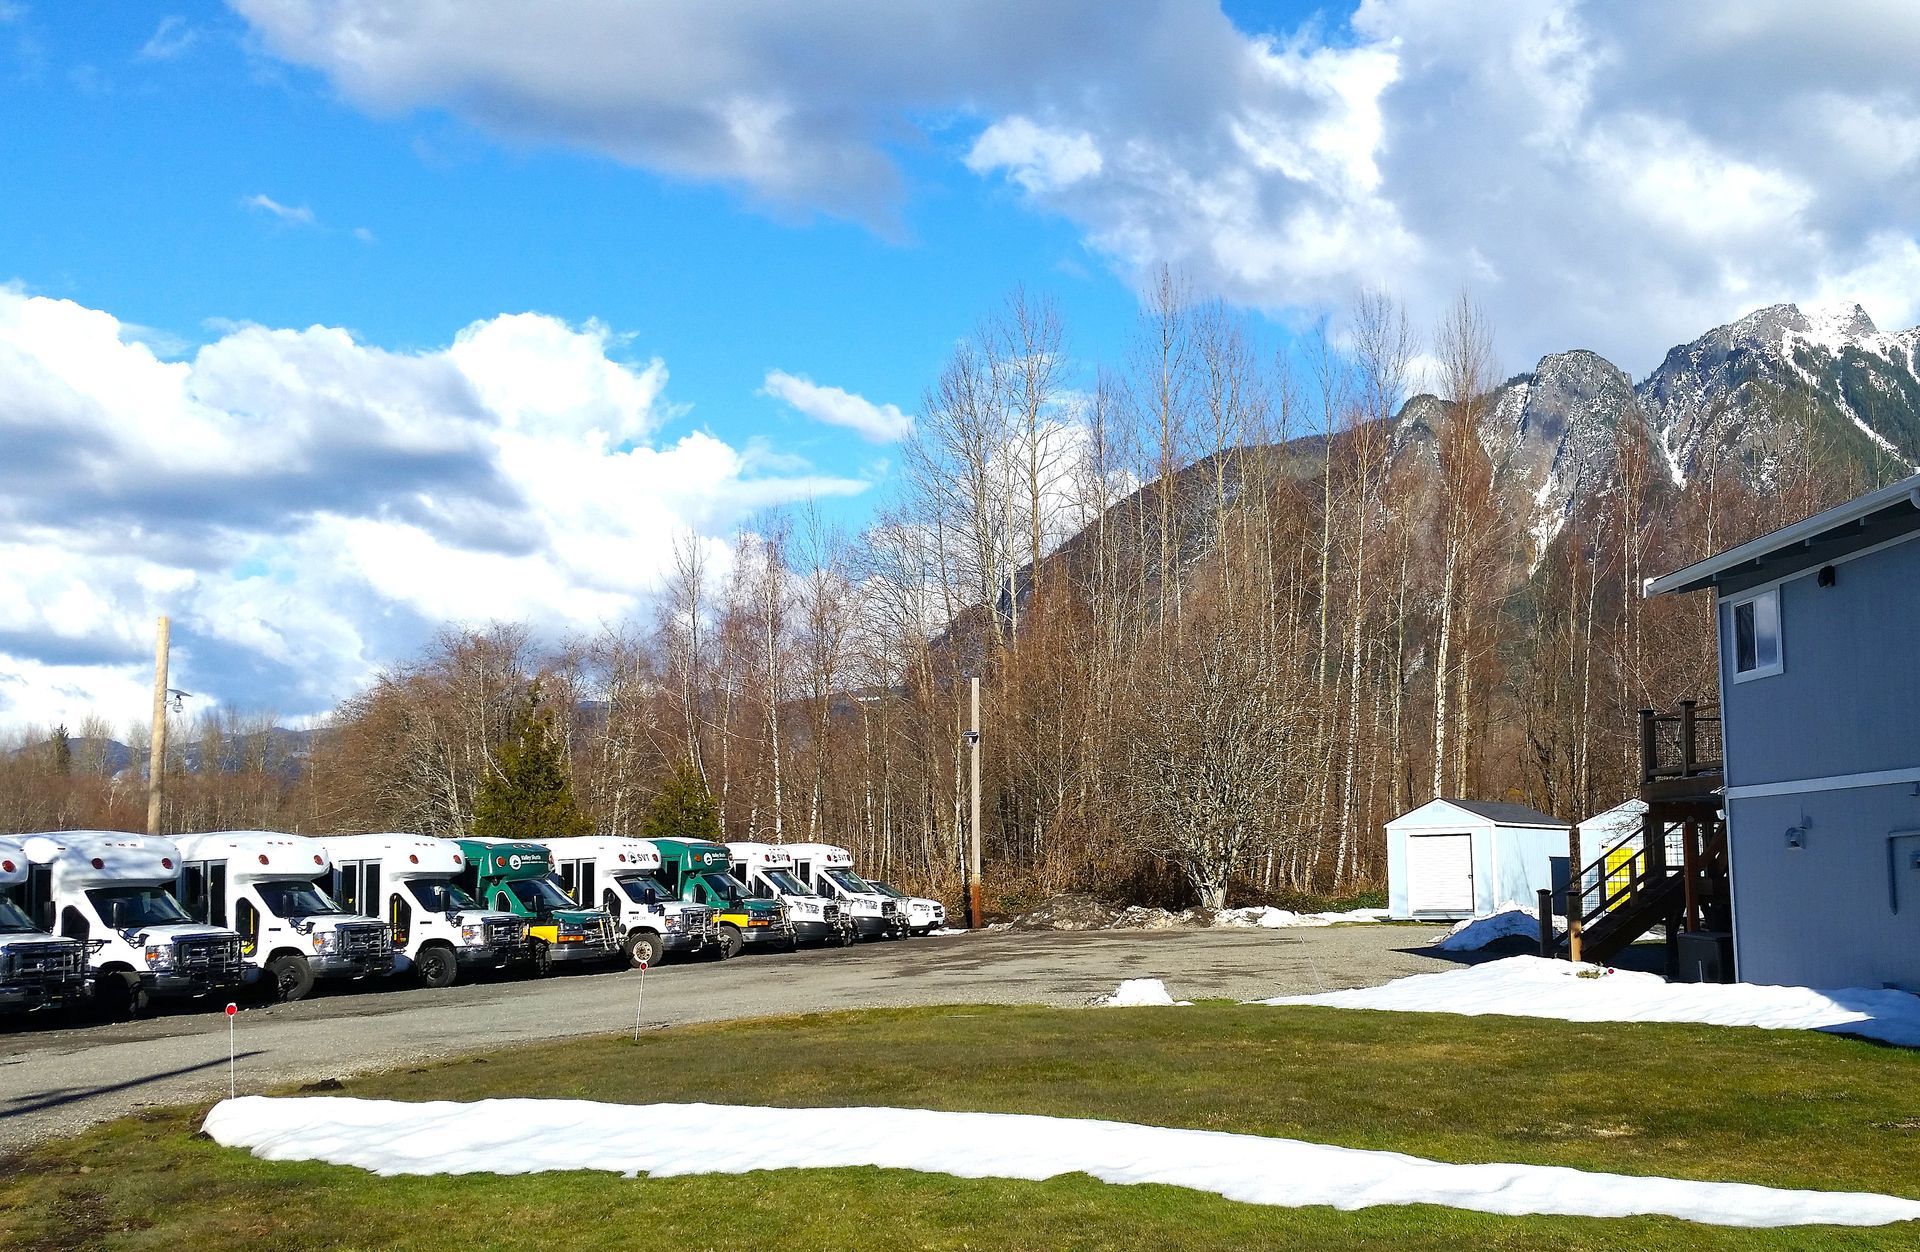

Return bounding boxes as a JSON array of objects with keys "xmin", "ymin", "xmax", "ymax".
[
  {"xmin": 1, "ymin": 1, "xmax": 1915, "ymax": 727},
  {"xmin": 0, "ymin": 2, "xmax": 1152, "ymax": 503}
]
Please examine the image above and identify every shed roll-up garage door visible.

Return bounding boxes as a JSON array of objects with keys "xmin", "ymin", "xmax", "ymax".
[{"xmin": 1408, "ymin": 833, "xmax": 1474, "ymax": 912}]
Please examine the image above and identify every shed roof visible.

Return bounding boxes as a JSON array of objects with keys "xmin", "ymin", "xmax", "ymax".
[
  {"xmin": 1389, "ymin": 798, "xmax": 1565, "ymax": 828},
  {"xmin": 1439, "ymin": 798, "xmax": 1564, "ymax": 827},
  {"xmin": 1645, "ymin": 473, "xmax": 1920, "ymax": 598}
]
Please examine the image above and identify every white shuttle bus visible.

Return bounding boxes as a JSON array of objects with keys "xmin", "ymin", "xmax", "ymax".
[
  {"xmin": 865, "ymin": 878, "xmax": 946, "ymax": 936},
  {"xmin": 18, "ymin": 831, "xmax": 244, "ymax": 1017},
  {"xmin": 543, "ymin": 836, "xmax": 716, "ymax": 968},
  {"xmin": 725, "ymin": 842, "xmax": 853, "ymax": 947},
  {"xmin": 0, "ymin": 837, "xmax": 90, "ymax": 1016},
  {"xmin": 317, "ymin": 834, "xmax": 526, "ymax": 987},
  {"xmin": 783, "ymin": 842, "xmax": 904, "ymax": 940},
  {"xmin": 173, "ymin": 831, "xmax": 395, "ymax": 1002}
]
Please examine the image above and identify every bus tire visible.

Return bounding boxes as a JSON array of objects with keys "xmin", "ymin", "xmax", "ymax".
[
  {"xmin": 528, "ymin": 938, "xmax": 554, "ymax": 977},
  {"xmin": 715, "ymin": 925, "xmax": 744, "ymax": 960},
  {"xmin": 94, "ymin": 970, "xmax": 147, "ymax": 1020},
  {"xmin": 266, "ymin": 952, "xmax": 315, "ymax": 1002},
  {"xmin": 623, "ymin": 930, "xmax": 664, "ymax": 970},
  {"xmin": 415, "ymin": 943, "xmax": 458, "ymax": 988}
]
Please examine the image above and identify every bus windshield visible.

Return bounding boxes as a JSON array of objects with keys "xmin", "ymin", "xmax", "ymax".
[
  {"xmin": 691, "ymin": 871, "xmax": 745, "ymax": 905},
  {"xmin": 868, "ymin": 881, "xmax": 906, "ymax": 900},
  {"xmin": 0, "ymin": 895, "xmax": 41, "ymax": 933},
  {"xmin": 256, "ymin": 880, "xmax": 348, "ymax": 919},
  {"xmin": 824, "ymin": 868, "xmax": 873, "ymax": 895},
  {"xmin": 762, "ymin": 869, "xmax": 814, "ymax": 897},
  {"xmin": 618, "ymin": 875, "xmax": 674, "ymax": 906},
  {"xmin": 503, "ymin": 877, "xmax": 577, "ymax": 913},
  {"xmin": 407, "ymin": 879, "xmax": 479, "ymax": 912},
  {"xmin": 87, "ymin": 885, "xmax": 192, "ymax": 929}
]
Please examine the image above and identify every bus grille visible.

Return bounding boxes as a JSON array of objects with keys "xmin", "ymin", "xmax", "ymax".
[
  {"xmin": 172, "ymin": 935, "xmax": 245, "ymax": 983},
  {"xmin": 483, "ymin": 918, "xmax": 524, "ymax": 949},
  {"xmin": 337, "ymin": 922, "xmax": 394, "ymax": 967},
  {"xmin": 5, "ymin": 940, "xmax": 86, "ymax": 985}
]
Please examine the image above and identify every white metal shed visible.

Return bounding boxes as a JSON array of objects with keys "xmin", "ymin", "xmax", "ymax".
[{"xmin": 1386, "ymin": 798, "xmax": 1571, "ymax": 920}]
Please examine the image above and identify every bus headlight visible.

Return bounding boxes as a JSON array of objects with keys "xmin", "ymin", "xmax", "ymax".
[{"xmin": 144, "ymin": 944, "xmax": 174, "ymax": 972}]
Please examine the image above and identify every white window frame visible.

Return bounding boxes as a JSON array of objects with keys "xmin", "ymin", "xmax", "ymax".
[{"xmin": 1728, "ymin": 586, "xmax": 1784, "ymax": 683}]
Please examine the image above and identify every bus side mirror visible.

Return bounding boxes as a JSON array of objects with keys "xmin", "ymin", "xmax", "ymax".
[{"xmin": 108, "ymin": 901, "xmax": 126, "ymax": 930}]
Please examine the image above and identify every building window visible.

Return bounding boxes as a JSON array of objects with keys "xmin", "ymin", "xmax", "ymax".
[{"xmin": 1731, "ymin": 587, "xmax": 1782, "ymax": 681}]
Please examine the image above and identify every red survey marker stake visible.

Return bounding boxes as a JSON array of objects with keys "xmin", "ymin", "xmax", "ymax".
[{"xmin": 225, "ymin": 1002, "xmax": 239, "ymax": 1100}]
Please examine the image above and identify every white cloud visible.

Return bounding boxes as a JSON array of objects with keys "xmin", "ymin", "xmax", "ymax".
[
  {"xmin": 762, "ymin": 369, "xmax": 912, "ymax": 442},
  {"xmin": 137, "ymin": 15, "xmax": 198, "ymax": 61},
  {"xmin": 966, "ymin": 119, "xmax": 1102, "ymax": 194},
  {"xmin": 240, "ymin": 192, "xmax": 317, "ymax": 227},
  {"xmin": 0, "ymin": 288, "xmax": 867, "ymax": 724},
  {"xmin": 233, "ymin": 0, "xmax": 1920, "ymax": 372}
]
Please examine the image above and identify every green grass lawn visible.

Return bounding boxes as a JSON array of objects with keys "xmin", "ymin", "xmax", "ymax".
[{"xmin": 5, "ymin": 1003, "xmax": 1920, "ymax": 1251}]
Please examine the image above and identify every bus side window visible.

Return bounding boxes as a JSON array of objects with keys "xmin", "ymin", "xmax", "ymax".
[
  {"xmin": 211, "ymin": 864, "xmax": 228, "ymax": 929},
  {"xmin": 337, "ymin": 864, "xmax": 360, "ymax": 913},
  {"xmin": 495, "ymin": 891, "xmax": 514, "ymax": 913},
  {"xmin": 28, "ymin": 865, "xmax": 53, "ymax": 931},
  {"xmin": 364, "ymin": 864, "xmax": 381, "ymax": 916},
  {"xmin": 181, "ymin": 864, "xmax": 207, "ymax": 923},
  {"xmin": 235, "ymin": 898, "xmax": 260, "ymax": 956},
  {"xmin": 59, "ymin": 905, "xmax": 89, "ymax": 944},
  {"xmin": 390, "ymin": 893, "xmax": 411, "ymax": 946},
  {"xmin": 558, "ymin": 862, "xmax": 578, "ymax": 897},
  {"xmin": 579, "ymin": 864, "xmax": 596, "ymax": 902}
]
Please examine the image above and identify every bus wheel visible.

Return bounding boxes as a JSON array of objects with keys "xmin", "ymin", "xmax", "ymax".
[
  {"xmin": 415, "ymin": 943, "xmax": 458, "ymax": 988},
  {"xmin": 623, "ymin": 930, "xmax": 663, "ymax": 970},
  {"xmin": 528, "ymin": 938, "xmax": 554, "ymax": 977},
  {"xmin": 94, "ymin": 971, "xmax": 147, "ymax": 1020},
  {"xmin": 715, "ymin": 925, "xmax": 744, "ymax": 960},
  {"xmin": 267, "ymin": 953, "xmax": 315, "ymax": 1002}
]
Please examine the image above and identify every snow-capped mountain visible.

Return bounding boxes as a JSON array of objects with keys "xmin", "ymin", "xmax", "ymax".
[{"xmin": 1440, "ymin": 302, "xmax": 1920, "ymax": 553}]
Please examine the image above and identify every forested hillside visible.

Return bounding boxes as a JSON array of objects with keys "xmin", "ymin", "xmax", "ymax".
[{"xmin": 5, "ymin": 280, "xmax": 1914, "ymax": 910}]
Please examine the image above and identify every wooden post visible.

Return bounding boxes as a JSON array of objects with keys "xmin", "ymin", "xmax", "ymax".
[
  {"xmin": 1679, "ymin": 699, "xmax": 1698, "ymax": 776},
  {"xmin": 1638, "ymin": 708, "xmax": 1657, "ymax": 783},
  {"xmin": 146, "ymin": 615, "xmax": 171, "ymax": 836},
  {"xmin": 967, "ymin": 676, "xmax": 983, "ymax": 930},
  {"xmin": 1566, "ymin": 821, "xmax": 1583, "ymax": 963}
]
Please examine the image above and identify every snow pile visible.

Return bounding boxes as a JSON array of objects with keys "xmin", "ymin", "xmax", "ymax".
[
  {"xmin": 1100, "ymin": 978, "xmax": 1188, "ymax": 1006},
  {"xmin": 1264, "ymin": 956, "xmax": 1920, "ymax": 1047},
  {"xmin": 1216, "ymin": 905, "xmax": 1389, "ymax": 929},
  {"xmin": 1434, "ymin": 905, "xmax": 1557, "ymax": 952},
  {"xmin": 202, "ymin": 1097, "xmax": 1920, "ymax": 1228}
]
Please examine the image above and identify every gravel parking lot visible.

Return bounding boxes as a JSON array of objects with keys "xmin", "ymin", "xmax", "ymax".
[{"xmin": 1, "ymin": 922, "xmax": 1457, "ymax": 1144}]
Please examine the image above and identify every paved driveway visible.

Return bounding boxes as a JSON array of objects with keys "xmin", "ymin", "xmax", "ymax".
[{"xmin": 1, "ymin": 922, "xmax": 1456, "ymax": 1144}]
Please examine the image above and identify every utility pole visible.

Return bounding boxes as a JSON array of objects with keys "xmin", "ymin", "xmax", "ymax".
[
  {"xmin": 147, "ymin": 615, "xmax": 170, "ymax": 836},
  {"xmin": 967, "ymin": 675, "xmax": 983, "ymax": 930}
]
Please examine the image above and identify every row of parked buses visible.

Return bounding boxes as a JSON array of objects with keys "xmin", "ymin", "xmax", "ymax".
[{"xmin": 0, "ymin": 830, "xmax": 946, "ymax": 1021}]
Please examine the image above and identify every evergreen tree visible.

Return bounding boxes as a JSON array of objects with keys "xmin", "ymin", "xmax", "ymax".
[
  {"xmin": 48, "ymin": 724, "xmax": 71, "ymax": 776},
  {"xmin": 470, "ymin": 684, "xmax": 591, "ymax": 839},
  {"xmin": 641, "ymin": 760, "xmax": 723, "ymax": 844}
]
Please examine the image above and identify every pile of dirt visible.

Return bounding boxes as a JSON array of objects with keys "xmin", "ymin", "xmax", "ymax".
[
  {"xmin": 1007, "ymin": 894, "xmax": 1195, "ymax": 931},
  {"xmin": 1006, "ymin": 895, "xmax": 1388, "ymax": 932}
]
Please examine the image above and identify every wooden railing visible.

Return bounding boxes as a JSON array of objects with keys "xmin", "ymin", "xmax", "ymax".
[{"xmin": 1639, "ymin": 700, "xmax": 1722, "ymax": 786}]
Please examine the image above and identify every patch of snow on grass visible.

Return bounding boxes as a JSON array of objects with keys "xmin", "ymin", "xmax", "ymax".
[
  {"xmin": 1101, "ymin": 978, "xmax": 1187, "ymax": 1006},
  {"xmin": 1434, "ymin": 905, "xmax": 1558, "ymax": 952},
  {"xmin": 1264, "ymin": 955, "xmax": 1920, "ymax": 1048},
  {"xmin": 202, "ymin": 1096, "xmax": 1920, "ymax": 1228}
]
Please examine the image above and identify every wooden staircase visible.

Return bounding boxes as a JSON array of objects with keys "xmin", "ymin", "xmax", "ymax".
[{"xmin": 1567, "ymin": 703, "xmax": 1729, "ymax": 968}]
